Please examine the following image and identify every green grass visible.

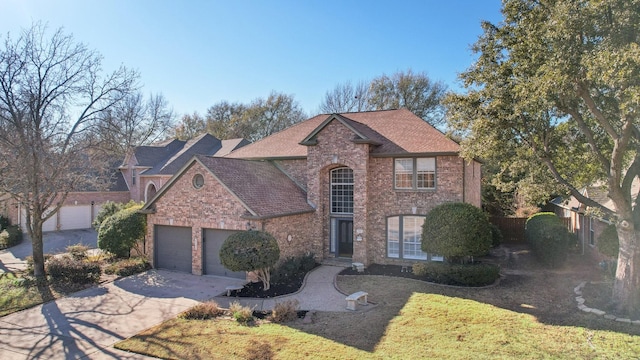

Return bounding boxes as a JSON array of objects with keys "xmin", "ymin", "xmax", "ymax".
[
  {"xmin": 0, "ymin": 273, "xmax": 59, "ymax": 316},
  {"xmin": 116, "ymin": 276, "xmax": 640, "ymax": 360}
]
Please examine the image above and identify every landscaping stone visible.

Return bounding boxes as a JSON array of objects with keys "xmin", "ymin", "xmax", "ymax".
[
  {"xmin": 604, "ymin": 314, "xmax": 617, "ymax": 320},
  {"xmin": 615, "ymin": 318, "xmax": 631, "ymax": 324},
  {"xmin": 591, "ymin": 309, "xmax": 606, "ymax": 316},
  {"xmin": 632, "ymin": 320, "xmax": 640, "ymax": 326},
  {"xmin": 575, "ymin": 296, "xmax": 584, "ymax": 304},
  {"xmin": 580, "ymin": 306, "xmax": 592, "ymax": 313}
]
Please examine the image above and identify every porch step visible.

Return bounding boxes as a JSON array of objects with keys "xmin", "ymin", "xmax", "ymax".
[{"xmin": 321, "ymin": 258, "xmax": 352, "ymax": 267}]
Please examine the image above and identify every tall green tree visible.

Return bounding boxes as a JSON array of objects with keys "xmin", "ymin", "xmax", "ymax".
[
  {"xmin": 0, "ymin": 24, "xmax": 138, "ymax": 277},
  {"xmin": 446, "ymin": 0, "xmax": 640, "ymax": 313}
]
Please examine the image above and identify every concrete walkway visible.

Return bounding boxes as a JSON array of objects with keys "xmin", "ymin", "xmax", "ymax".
[
  {"xmin": 0, "ymin": 270, "xmax": 246, "ymax": 360},
  {"xmin": 214, "ymin": 264, "xmax": 350, "ymax": 312}
]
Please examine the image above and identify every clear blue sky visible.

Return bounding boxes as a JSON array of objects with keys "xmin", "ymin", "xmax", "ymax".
[{"xmin": 0, "ymin": 0, "xmax": 503, "ymax": 118}]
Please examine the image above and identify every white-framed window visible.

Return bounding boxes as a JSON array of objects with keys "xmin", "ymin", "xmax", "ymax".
[
  {"xmin": 331, "ymin": 167, "xmax": 353, "ymax": 214},
  {"xmin": 394, "ymin": 158, "xmax": 436, "ymax": 190},
  {"xmin": 132, "ymin": 169, "xmax": 137, "ymax": 185},
  {"xmin": 387, "ymin": 215, "xmax": 442, "ymax": 261}
]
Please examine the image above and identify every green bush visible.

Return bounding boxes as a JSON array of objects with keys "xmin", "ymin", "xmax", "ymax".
[
  {"xmin": 0, "ymin": 215, "xmax": 9, "ymax": 230},
  {"xmin": 489, "ymin": 223, "xmax": 503, "ymax": 247},
  {"xmin": 93, "ymin": 200, "xmax": 141, "ymax": 230},
  {"xmin": 412, "ymin": 262, "xmax": 500, "ymax": 286},
  {"xmin": 45, "ymin": 255, "xmax": 101, "ymax": 284},
  {"xmin": 525, "ymin": 212, "xmax": 569, "ymax": 267},
  {"xmin": 229, "ymin": 301, "xmax": 254, "ymax": 325},
  {"xmin": 597, "ymin": 224, "xmax": 619, "ymax": 258},
  {"xmin": 271, "ymin": 252, "xmax": 317, "ymax": 284},
  {"xmin": 97, "ymin": 204, "xmax": 146, "ymax": 258},
  {"xmin": 0, "ymin": 225, "xmax": 22, "ymax": 249},
  {"xmin": 104, "ymin": 257, "xmax": 151, "ymax": 276},
  {"xmin": 422, "ymin": 202, "xmax": 492, "ymax": 263},
  {"xmin": 219, "ymin": 230, "xmax": 280, "ymax": 291}
]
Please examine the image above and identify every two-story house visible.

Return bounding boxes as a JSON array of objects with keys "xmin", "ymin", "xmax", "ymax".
[{"xmin": 141, "ymin": 109, "xmax": 481, "ymax": 277}]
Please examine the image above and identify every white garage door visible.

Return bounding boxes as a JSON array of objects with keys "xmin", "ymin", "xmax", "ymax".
[
  {"xmin": 21, "ymin": 210, "xmax": 57, "ymax": 232},
  {"xmin": 59, "ymin": 205, "xmax": 93, "ymax": 230}
]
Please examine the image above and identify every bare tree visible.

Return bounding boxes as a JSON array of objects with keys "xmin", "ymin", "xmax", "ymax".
[
  {"xmin": 318, "ymin": 80, "xmax": 372, "ymax": 114},
  {"xmin": 242, "ymin": 91, "xmax": 306, "ymax": 141},
  {"xmin": 172, "ymin": 112, "xmax": 206, "ymax": 140},
  {"xmin": 204, "ymin": 101, "xmax": 246, "ymax": 140},
  {"xmin": 0, "ymin": 24, "xmax": 138, "ymax": 277},
  {"xmin": 368, "ymin": 69, "xmax": 447, "ymax": 127},
  {"xmin": 96, "ymin": 92, "xmax": 174, "ymax": 157}
]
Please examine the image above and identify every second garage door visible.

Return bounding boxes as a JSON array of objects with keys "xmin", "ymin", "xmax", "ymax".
[
  {"xmin": 203, "ymin": 229, "xmax": 245, "ymax": 279},
  {"xmin": 155, "ymin": 225, "xmax": 192, "ymax": 273}
]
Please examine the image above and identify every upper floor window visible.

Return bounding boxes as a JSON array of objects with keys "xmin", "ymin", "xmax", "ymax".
[
  {"xmin": 132, "ymin": 169, "xmax": 137, "ymax": 185},
  {"xmin": 331, "ymin": 167, "xmax": 353, "ymax": 214},
  {"xmin": 394, "ymin": 158, "xmax": 435, "ymax": 190}
]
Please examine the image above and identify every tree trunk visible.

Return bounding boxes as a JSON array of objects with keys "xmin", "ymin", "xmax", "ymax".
[
  {"xmin": 31, "ymin": 220, "xmax": 46, "ymax": 278},
  {"xmin": 612, "ymin": 219, "xmax": 640, "ymax": 315}
]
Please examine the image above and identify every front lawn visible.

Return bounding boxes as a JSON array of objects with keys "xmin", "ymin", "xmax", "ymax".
[{"xmin": 117, "ymin": 273, "xmax": 640, "ymax": 359}]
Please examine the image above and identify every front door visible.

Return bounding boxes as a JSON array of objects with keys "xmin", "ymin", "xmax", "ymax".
[{"xmin": 337, "ymin": 219, "xmax": 353, "ymax": 257}]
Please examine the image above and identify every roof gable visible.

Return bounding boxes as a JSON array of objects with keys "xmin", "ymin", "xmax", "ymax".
[
  {"xmin": 226, "ymin": 109, "xmax": 460, "ymax": 159},
  {"xmin": 143, "ymin": 155, "xmax": 314, "ymax": 219}
]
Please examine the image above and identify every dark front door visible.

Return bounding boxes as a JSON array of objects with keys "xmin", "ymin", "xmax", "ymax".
[{"xmin": 337, "ymin": 219, "xmax": 353, "ymax": 257}]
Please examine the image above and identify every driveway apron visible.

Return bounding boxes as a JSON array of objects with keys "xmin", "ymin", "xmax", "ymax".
[{"xmin": 0, "ymin": 270, "xmax": 245, "ymax": 359}]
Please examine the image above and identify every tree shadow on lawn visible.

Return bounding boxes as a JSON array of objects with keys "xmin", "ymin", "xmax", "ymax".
[{"xmin": 286, "ymin": 246, "xmax": 639, "ymax": 353}]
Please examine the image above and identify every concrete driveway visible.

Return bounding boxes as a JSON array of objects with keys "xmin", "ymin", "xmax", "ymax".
[
  {"xmin": 0, "ymin": 229, "xmax": 97, "ymax": 273},
  {"xmin": 0, "ymin": 270, "xmax": 246, "ymax": 359}
]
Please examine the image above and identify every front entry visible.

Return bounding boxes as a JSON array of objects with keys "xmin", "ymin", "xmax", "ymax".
[{"xmin": 337, "ymin": 219, "xmax": 353, "ymax": 257}]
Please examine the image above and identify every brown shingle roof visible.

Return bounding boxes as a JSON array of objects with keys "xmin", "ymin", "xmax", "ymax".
[
  {"xmin": 226, "ymin": 109, "xmax": 459, "ymax": 159},
  {"xmin": 195, "ymin": 155, "xmax": 314, "ymax": 219}
]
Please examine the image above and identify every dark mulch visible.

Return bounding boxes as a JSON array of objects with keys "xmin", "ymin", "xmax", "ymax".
[
  {"xmin": 228, "ymin": 264, "xmax": 320, "ymax": 298},
  {"xmin": 252, "ymin": 310, "xmax": 308, "ymax": 319}
]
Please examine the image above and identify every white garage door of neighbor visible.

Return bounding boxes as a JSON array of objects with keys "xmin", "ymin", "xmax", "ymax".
[
  {"xmin": 21, "ymin": 210, "xmax": 57, "ymax": 232},
  {"xmin": 59, "ymin": 205, "xmax": 93, "ymax": 230}
]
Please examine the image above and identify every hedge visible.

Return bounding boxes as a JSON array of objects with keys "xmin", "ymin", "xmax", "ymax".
[
  {"xmin": 412, "ymin": 262, "xmax": 500, "ymax": 286},
  {"xmin": 45, "ymin": 255, "xmax": 101, "ymax": 284},
  {"xmin": 525, "ymin": 212, "xmax": 569, "ymax": 267}
]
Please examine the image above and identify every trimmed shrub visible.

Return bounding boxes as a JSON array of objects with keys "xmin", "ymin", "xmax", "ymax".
[
  {"xmin": 597, "ymin": 224, "xmax": 619, "ymax": 258},
  {"xmin": 525, "ymin": 212, "xmax": 569, "ymax": 267},
  {"xmin": 422, "ymin": 202, "xmax": 492, "ymax": 263},
  {"xmin": 45, "ymin": 255, "xmax": 101, "ymax": 284},
  {"xmin": 93, "ymin": 200, "xmax": 141, "ymax": 230},
  {"xmin": 0, "ymin": 215, "xmax": 9, "ymax": 230},
  {"xmin": 0, "ymin": 225, "xmax": 22, "ymax": 249},
  {"xmin": 179, "ymin": 301, "xmax": 224, "ymax": 320},
  {"xmin": 66, "ymin": 244, "xmax": 89, "ymax": 261},
  {"xmin": 220, "ymin": 231, "xmax": 280, "ymax": 291},
  {"xmin": 104, "ymin": 257, "xmax": 151, "ymax": 277},
  {"xmin": 412, "ymin": 262, "xmax": 500, "ymax": 286},
  {"xmin": 271, "ymin": 253, "xmax": 317, "ymax": 284},
  {"xmin": 97, "ymin": 204, "xmax": 146, "ymax": 258},
  {"xmin": 269, "ymin": 299, "xmax": 300, "ymax": 323},
  {"xmin": 489, "ymin": 223, "xmax": 503, "ymax": 247}
]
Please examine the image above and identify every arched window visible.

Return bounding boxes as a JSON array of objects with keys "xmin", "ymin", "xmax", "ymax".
[
  {"xmin": 330, "ymin": 167, "xmax": 353, "ymax": 214},
  {"xmin": 145, "ymin": 183, "xmax": 157, "ymax": 202}
]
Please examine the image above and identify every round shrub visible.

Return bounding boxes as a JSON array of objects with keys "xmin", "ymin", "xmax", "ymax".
[
  {"xmin": 597, "ymin": 224, "xmax": 619, "ymax": 258},
  {"xmin": 93, "ymin": 200, "xmax": 141, "ymax": 231},
  {"xmin": 421, "ymin": 202, "xmax": 492, "ymax": 263},
  {"xmin": 219, "ymin": 230, "xmax": 280, "ymax": 290},
  {"xmin": 525, "ymin": 212, "xmax": 569, "ymax": 268},
  {"xmin": 97, "ymin": 205, "xmax": 146, "ymax": 258},
  {"xmin": 489, "ymin": 223, "xmax": 503, "ymax": 247}
]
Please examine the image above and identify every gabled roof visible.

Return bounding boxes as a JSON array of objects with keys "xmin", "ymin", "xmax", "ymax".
[
  {"xmin": 226, "ymin": 108, "xmax": 460, "ymax": 160},
  {"xmin": 143, "ymin": 155, "xmax": 314, "ymax": 220},
  {"xmin": 126, "ymin": 134, "xmax": 250, "ymax": 177}
]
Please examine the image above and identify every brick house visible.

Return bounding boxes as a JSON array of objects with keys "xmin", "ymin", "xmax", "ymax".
[{"xmin": 142, "ymin": 109, "xmax": 482, "ymax": 277}]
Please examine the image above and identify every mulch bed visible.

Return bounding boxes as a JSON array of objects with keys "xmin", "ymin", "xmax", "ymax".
[{"xmin": 228, "ymin": 264, "xmax": 320, "ymax": 298}]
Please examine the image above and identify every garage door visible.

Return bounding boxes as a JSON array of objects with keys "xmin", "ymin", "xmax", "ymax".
[
  {"xmin": 21, "ymin": 210, "xmax": 57, "ymax": 232},
  {"xmin": 59, "ymin": 205, "xmax": 92, "ymax": 230},
  {"xmin": 203, "ymin": 229, "xmax": 245, "ymax": 279},
  {"xmin": 155, "ymin": 225, "xmax": 192, "ymax": 273}
]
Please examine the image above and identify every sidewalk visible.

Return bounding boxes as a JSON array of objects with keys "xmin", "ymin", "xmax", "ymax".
[{"xmin": 214, "ymin": 265, "xmax": 351, "ymax": 312}]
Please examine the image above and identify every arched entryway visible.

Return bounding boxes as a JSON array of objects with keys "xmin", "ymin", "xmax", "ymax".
[
  {"xmin": 145, "ymin": 183, "xmax": 157, "ymax": 203},
  {"xmin": 329, "ymin": 167, "xmax": 353, "ymax": 257}
]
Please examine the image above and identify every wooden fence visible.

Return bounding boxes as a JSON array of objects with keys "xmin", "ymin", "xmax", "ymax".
[{"xmin": 490, "ymin": 216, "xmax": 573, "ymax": 244}]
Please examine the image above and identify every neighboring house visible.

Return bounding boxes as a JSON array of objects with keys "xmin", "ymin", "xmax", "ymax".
[
  {"xmin": 1, "ymin": 168, "xmax": 130, "ymax": 232},
  {"xmin": 120, "ymin": 133, "xmax": 249, "ymax": 203},
  {"xmin": 141, "ymin": 109, "xmax": 482, "ymax": 277},
  {"xmin": 549, "ymin": 179, "xmax": 640, "ymax": 261}
]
